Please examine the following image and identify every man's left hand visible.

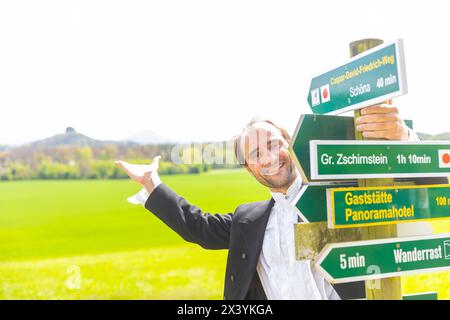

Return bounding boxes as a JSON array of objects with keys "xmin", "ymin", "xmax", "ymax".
[{"xmin": 355, "ymin": 104, "xmax": 410, "ymax": 141}]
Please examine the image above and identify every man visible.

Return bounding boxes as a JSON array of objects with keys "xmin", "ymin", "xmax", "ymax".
[{"xmin": 115, "ymin": 105, "xmax": 421, "ymax": 300}]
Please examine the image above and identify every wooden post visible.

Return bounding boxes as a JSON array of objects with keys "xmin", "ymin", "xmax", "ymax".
[{"xmin": 350, "ymin": 38, "xmax": 402, "ymax": 300}]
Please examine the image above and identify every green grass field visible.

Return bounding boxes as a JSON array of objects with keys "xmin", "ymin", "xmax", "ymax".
[
  {"xmin": 1, "ymin": 169, "xmax": 449, "ymax": 299},
  {"xmin": 0, "ymin": 169, "xmax": 269, "ymax": 299}
]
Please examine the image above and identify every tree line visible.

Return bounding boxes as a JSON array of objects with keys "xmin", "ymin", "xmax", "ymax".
[{"xmin": 0, "ymin": 143, "xmax": 238, "ymax": 181}]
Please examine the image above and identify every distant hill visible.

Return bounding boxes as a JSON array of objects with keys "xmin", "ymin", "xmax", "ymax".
[
  {"xmin": 127, "ymin": 130, "xmax": 173, "ymax": 145},
  {"xmin": 0, "ymin": 127, "xmax": 205, "ymax": 181},
  {"xmin": 1, "ymin": 127, "xmax": 174, "ymax": 151},
  {"xmin": 2, "ymin": 128, "xmax": 449, "ymax": 150},
  {"xmin": 25, "ymin": 127, "xmax": 137, "ymax": 148},
  {"xmin": 418, "ymin": 132, "xmax": 450, "ymax": 140}
]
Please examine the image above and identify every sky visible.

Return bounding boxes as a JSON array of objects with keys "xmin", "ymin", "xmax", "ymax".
[{"xmin": 1, "ymin": 0, "xmax": 449, "ymax": 145}]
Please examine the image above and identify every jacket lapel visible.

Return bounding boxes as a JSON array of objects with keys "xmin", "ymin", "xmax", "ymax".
[{"xmin": 238, "ymin": 198, "xmax": 275, "ymax": 263}]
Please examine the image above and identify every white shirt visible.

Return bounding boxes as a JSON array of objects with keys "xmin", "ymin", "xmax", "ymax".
[{"xmin": 256, "ymin": 171, "xmax": 340, "ymax": 300}]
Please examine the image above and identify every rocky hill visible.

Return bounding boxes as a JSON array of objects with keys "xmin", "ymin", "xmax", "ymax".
[{"xmin": 24, "ymin": 127, "xmax": 137, "ymax": 148}]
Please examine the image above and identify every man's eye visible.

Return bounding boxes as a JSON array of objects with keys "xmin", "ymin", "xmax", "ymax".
[{"xmin": 269, "ymin": 142, "xmax": 282, "ymax": 151}]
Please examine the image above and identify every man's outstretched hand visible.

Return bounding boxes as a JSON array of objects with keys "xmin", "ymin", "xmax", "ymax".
[
  {"xmin": 115, "ymin": 156, "xmax": 162, "ymax": 194},
  {"xmin": 356, "ymin": 104, "xmax": 410, "ymax": 140}
]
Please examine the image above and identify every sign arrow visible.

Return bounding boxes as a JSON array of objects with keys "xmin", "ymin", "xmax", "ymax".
[
  {"xmin": 295, "ymin": 182, "xmax": 357, "ymax": 223},
  {"xmin": 289, "ymin": 114, "xmax": 413, "ymax": 182},
  {"xmin": 310, "ymin": 140, "xmax": 450, "ymax": 180},
  {"xmin": 307, "ymin": 39, "xmax": 407, "ymax": 115},
  {"xmin": 315, "ymin": 233, "xmax": 450, "ymax": 284}
]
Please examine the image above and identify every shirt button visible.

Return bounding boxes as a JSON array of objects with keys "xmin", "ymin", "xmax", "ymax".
[
  {"xmin": 230, "ymin": 275, "xmax": 235, "ymax": 282},
  {"xmin": 242, "ymin": 253, "xmax": 247, "ymax": 260}
]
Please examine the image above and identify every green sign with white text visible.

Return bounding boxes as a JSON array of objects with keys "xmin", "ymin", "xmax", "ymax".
[
  {"xmin": 327, "ymin": 184, "xmax": 450, "ymax": 228},
  {"xmin": 289, "ymin": 115, "xmax": 413, "ymax": 181},
  {"xmin": 307, "ymin": 39, "xmax": 407, "ymax": 115},
  {"xmin": 310, "ymin": 140, "xmax": 450, "ymax": 180},
  {"xmin": 316, "ymin": 234, "xmax": 450, "ymax": 284}
]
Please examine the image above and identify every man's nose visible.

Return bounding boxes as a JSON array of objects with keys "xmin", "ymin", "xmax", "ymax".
[{"xmin": 259, "ymin": 151, "xmax": 279, "ymax": 167}]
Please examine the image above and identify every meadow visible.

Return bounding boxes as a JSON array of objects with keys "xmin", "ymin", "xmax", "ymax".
[
  {"xmin": 1, "ymin": 169, "xmax": 449, "ymax": 299},
  {"xmin": 0, "ymin": 169, "xmax": 268, "ymax": 299}
]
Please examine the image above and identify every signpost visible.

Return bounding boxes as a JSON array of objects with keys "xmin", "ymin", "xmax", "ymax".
[
  {"xmin": 307, "ymin": 39, "xmax": 407, "ymax": 115},
  {"xmin": 315, "ymin": 233, "xmax": 450, "ymax": 284},
  {"xmin": 348, "ymin": 39, "xmax": 401, "ymax": 300},
  {"xmin": 289, "ymin": 115, "xmax": 413, "ymax": 182},
  {"xmin": 310, "ymin": 140, "xmax": 450, "ymax": 180},
  {"xmin": 293, "ymin": 38, "xmax": 449, "ymax": 300},
  {"xmin": 295, "ymin": 182, "xmax": 357, "ymax": 223},
  {"xmin": 327, "ymin": 184, "xmax": 450, "ymax": 228}
]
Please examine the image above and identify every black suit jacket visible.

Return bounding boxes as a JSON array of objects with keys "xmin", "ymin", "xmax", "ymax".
[{"xmin": 145, "ymin": 183, "xmax": 366, "ymax": 300}]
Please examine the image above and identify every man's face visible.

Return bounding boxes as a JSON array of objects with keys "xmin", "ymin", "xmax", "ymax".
[{"xmin": 240, "ymin": 122, "xmax": 297, "ymax": 191}]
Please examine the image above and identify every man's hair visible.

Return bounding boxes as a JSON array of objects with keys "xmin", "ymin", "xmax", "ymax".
[{"xmin": 232, "ymin": 117, "xmax": 291, "ymax": 166}]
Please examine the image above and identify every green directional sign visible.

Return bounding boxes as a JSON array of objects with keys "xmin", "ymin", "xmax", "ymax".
[
  {"xmin": 307, "ymin": 39, "xmax": 407, "ymax": 115},
  {"xmin": 310, "ymin": 140, "xmax": 450, "ymax": 180},
  {"xmin": 403, "ymin": 292, "xmax": 438, "ymax": 300},
  {"xmin": 358, "ymin": 292, "xmax": 438, "ymax": 300},
  {"xmin": 327, "ymin": 184, "xmax": 450, "ymax": 228},
  {"xmin": 316, "ymin": 233, "xmax": 450, "ymax": 284},
  {"xmin": 295, "ymin": 182, "xmax": 357, "ymax": 223},
  {"xmin": 289, "ymin": 115, "xmax": 413, "ymax": 182}
]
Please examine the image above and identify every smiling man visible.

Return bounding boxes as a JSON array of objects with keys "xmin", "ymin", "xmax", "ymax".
[{"xmin": 116, "ymin": 105, "xmax": 420, "ymax": 300}]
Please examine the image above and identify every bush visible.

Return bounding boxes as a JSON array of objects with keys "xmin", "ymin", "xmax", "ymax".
[
  {"xmin": 91, "ymin": 161, "xmax": 115, "ymax": 179},
  {"xmin": 36, "ymin": 162, "xmax": 80, "ymax": 179},
  {"xmin": 0, "ymin": 158, "xmax": 211, "ymax": 181}
]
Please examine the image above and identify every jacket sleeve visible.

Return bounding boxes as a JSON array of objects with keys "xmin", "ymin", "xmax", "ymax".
[{"xmin": 144, "ymin": 183, "xmax": 233, "ymax": 250}]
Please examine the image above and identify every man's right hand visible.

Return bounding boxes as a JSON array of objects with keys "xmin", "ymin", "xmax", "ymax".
[{"xmin": 115, "ymin": 156, "xmax": 162, "ymax": 194}]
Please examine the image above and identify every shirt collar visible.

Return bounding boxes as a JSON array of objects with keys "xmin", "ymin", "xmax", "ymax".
[{"xmin": 270, "ymin": 170, "xmax": 303, "ymax": 206}]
